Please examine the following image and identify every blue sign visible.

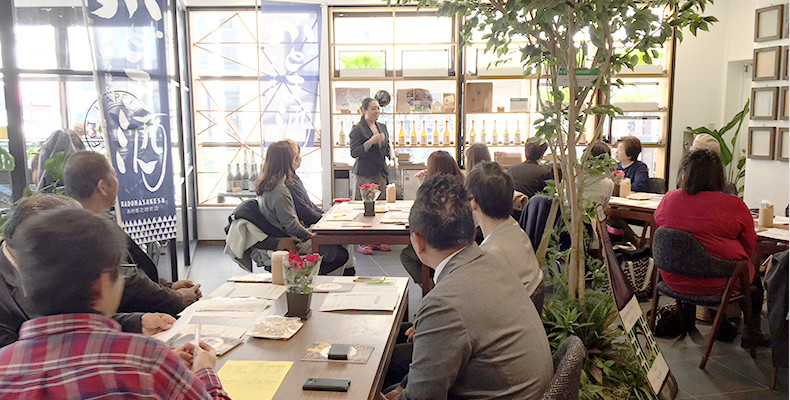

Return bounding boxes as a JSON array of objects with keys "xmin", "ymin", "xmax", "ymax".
[{"xmin": 85, "ymin": 0, "xmax": 176, "ymax": 245}]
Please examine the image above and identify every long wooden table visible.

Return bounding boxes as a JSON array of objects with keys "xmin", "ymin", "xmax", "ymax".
[{"xmin": 192, "ymin": 276, "xmax": 409, "ymax": 400}]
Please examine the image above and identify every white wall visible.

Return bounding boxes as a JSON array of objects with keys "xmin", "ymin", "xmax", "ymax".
[{"xmin": 743, "ymin": 0, "xmax": 790, "ymax": 212}]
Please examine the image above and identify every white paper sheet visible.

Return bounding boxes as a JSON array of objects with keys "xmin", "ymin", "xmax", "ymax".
[
  {"xmin": 319, "ymin": 293, "xmax": 399, "ymax": 312},
  {"xmin": 209, "ymin": 282, "xmax": 286, "ymax": 300},
  {"xmin": 228, "ymin": 273, "xmax": 272, "ymax": 283},
  {"xmin": 193, "ymin": 298, "xmax": 272, "ymax": 318}
]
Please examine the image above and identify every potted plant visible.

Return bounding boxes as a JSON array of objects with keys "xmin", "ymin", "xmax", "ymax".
[
  {"xmin": 338, "ymin": 51, "xmax": 386, "ymax": 78},
  {"xmin": 359, "ymin": 183, "xmax": 380, "ymax": 216},
  {"xmin": 284, "ymin": 252, "xmax": 322, "ymax": 320}
]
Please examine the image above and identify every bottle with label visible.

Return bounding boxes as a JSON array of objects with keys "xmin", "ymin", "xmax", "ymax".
[
  {"xmin": 420, "ymin": 121, "xmax": 428, "ymax": 146},
  {"xmin": 233, "ymin": 163, "xmax": 242, "ymax": 192},
  {"xmin": 491, "ymin": 121, "xmax": 499, "ymax": 145},
  {"xmin": 468, "ymin": 120, "xmax": 476, "ymax": 145},
  {"xmin": 225, "ymin": 163, "xmax": 233, "ymax": 192},
  {"xmin": 398, "ymin": 121, "xmax": 406, "ymax": 146},
  {"xmin": 248, "ymin": 163, "xmax": 258, "ymax": 190},
  {"xmin": 514, "ymin": 122, "xmax": 522, "ymax": 145},
  {"xmin": 443, "ymin": 120, "xmax": 452, "ymax": 146},
  {"xmin": 410, "ymin": 121, "xmax": 417, "ymax": 146},
  {"xmin": 432, "ymin": 121, "xmax": 440, "ymax": 145},
  {"xmin": 338, "ymin": 121, "xmax": 346, "ymax": 146},
  {"xmin": 241, "ymin": 151, "xmax": 249, "ymax": 191},
  {"xmin": 481, "ymin": 121, "xmax": 488, "ymax": 144},
  {"xmin": 503, "ymin": 120, "xmax": 510, "ymax": 145}
]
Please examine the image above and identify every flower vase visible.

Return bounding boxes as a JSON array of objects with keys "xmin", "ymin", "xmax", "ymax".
[
  {"xmin": 363, "ymin": 201, "xmax": 375, "ymax": 216},
  {"xmin": 285, "ymin": 292, "xmax": 312, "ymax": 320}
]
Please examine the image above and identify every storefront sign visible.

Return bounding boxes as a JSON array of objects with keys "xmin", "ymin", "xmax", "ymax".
[{"xmin": 84, "ymin": 0, "xmax": 177, "ymax": 245}]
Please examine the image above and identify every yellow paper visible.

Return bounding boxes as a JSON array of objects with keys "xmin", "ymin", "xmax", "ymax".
[{"xmin": 217, "ymin": 361, "xmax": 293, "ymax": 400}]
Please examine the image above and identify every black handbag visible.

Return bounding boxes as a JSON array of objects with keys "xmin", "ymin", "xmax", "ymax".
[{"xmin": 649, "ymin": 303, "xmax": 684, "ymax": 338}]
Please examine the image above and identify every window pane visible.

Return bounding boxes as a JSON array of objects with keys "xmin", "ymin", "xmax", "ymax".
[
  {"xmin": 15, "ymin": 25, "xmax": 57, "ymax": 70},
  {"xmin": 394, "ymin": 14, "xmax": 452, "ymax": 44},
  {"xmin": 19, "ymin": 76, "xmax": 62, "ymax": 141},
  {"xmin": 333, "ymin": 12, "xmax": 393, "ymax": 44}
]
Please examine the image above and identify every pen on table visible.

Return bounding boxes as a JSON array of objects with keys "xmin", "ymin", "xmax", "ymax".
[{"xmin": 194, "ymin": 324, "xmax": 201, "ymax": 348}]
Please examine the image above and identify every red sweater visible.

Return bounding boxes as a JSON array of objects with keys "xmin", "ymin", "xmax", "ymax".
[{"xmin": 654, "ymin": 189, "xmax": 757, "ymax": 295}]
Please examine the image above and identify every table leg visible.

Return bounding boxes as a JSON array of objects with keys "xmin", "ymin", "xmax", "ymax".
[{"xmin": 420, "ymin": 264, "xmax": 434, "ymax": 296}]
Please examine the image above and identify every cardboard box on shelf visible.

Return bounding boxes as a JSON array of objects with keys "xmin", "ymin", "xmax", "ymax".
[{"xmin": 465, "ymin": 82, "xmax": 493, "ymax": 112}]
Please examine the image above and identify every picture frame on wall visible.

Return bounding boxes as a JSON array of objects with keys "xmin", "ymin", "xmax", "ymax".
[
  {"xmin": 781, "ymin": 86, "xmax": 789, "ymax": 120},
  {"xmin": 783, "ymin": 46, "xmax": 788, "ymax": 80},
  {"xmin": 753, "ymin": 46, "xmax": 782, "ymax": 81},
  {"xmin": 751, "ymin": 87, "xmax": 780, "ymax": 120},
  {"xmin": 748, "ymin": 127, "xmax": 776, "ymax": 160},
  {"xmin": 777, "ymin": 128, "xmax": 789, "ymax": 161},
  {"xmin": 755, "ymin": 4, "xmax": 784, "ymax": 42}
]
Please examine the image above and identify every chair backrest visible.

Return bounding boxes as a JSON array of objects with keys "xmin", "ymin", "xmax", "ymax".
[
  {"xmin": 652, "ymin": 228, "xmax": 737, "ymax": 279},
  {"xmin": 541, "ymin": 335, "xmax": 586, "ymax": 400},
  {"xmin": 647, "ymin": 177, "xmax": 666, "ymax": 194},
  {"xmin": 519, "ymin": 195, "xmax": 556, "ymax": 250}
]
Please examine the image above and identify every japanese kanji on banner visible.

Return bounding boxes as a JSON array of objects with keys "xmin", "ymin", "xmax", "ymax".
[{"xmin": 84, "ymin": 0, "xmax": 176, "ymax": 245}]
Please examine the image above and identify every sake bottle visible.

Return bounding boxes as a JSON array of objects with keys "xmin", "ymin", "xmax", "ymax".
[
  {"xmin": 338, "ymin": 121, "xmax": 346, "ymax": 146},
  {"xmin": 468, "ymin": 120, "xmax": 476, "ymax": 145},
  {"xmin": 491, "ymin": 121, "xmax": 499, "ymax": 145},
  {"xmin": 410, "ymin": 120, "xmax": 418, "ymax": 145},
  {"xmin": 433, "ymin": 121, "xmax": 440, "ymax": 145},
  {"xmin": 514, "ymin": 121, "xmax": 522, "ymax": 145},
  {"xmin": 481, "ymin": 121, "xmax": 488, "ymax": 144},
  {"xmin": 503, "ymin": 120, "xmax": 510, "ymax": 145},
  {"xmin": 443, "ymin": 120, "xmax": 452, "ymax": 146},
  {"xmin": 420, "ymin": 121, "xmax": 428, "ymax": 146},
  {"xmin": 398, "ymin": 121, "xmax": 406, "ymax": 146},
  {"xmin": 225, "ymin": 163, "xmax": 233, "ymax": 192}
]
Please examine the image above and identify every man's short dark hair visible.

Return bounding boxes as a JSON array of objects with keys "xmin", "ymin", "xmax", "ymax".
[
  {"xmin": 678, "ymin": 148, "xmax": 725, "ymax": 195},
  {"xmin": 3, "ymin": 194, "xmax": 81, "ymax": 247},
  {"xmin": 64, "ymin": 151, "xmax": 114, "ymax": 200},
  {"xmin": 465, "ymin": 161, "xmax": 513, "ymax": 220},
  {"xmin": 616, "ymin": 136, "xmax": 642, "ymax": 161},
  {"xmin": 14, "ymin": 208, "xmax": 125, "ymax": 316},
  {"xmin": 409, "ymin": 175, "xmax": 475, "ymax": 250},
  {"xmin": 524, "ymin": 138, "xmax": 548, "ymax": 161}
]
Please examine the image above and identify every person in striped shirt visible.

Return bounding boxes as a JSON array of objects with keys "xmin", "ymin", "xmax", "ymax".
[{"xmin": 0, "ymin": 208, "xmax": 229, "ymax": 399}]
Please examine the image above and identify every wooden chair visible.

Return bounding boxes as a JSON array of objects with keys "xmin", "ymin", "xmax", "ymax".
[{"xmin": 648, "ymin": 227, "xmax": 756, "ymax": 369}]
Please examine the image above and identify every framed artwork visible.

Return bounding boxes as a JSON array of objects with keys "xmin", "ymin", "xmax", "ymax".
[
  {"xmin": 748, "ymin": 127, "xmax": 776, "ymax": 160},
  {"xmin": 783, "ymin": 46, "xmax": 788, "ymax": 80},
  {"xmin": 781, "ymin": 86, "xmax": 789, "ymax": 120},
  {"xmin": 755, "ymin": 4, "xmax": 784, "ymax": 42},
  {"xmin": 753, "ymin": 47, "xmax": 782, "ymax": 80},
  {"xmin": 777, "ymin": 128, "xmax": 789, "ymax": 161},
  {"xmin": 751, "ymin": 87, "xmax": 779, "ymax": 120}
]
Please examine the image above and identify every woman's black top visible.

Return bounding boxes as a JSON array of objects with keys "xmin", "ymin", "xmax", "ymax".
[{"xmin": 349, "ymin": 120, "xmax": 390, "ymax": 179}]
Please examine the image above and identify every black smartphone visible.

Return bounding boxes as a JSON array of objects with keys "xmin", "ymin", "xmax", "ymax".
[
  {"xmin": 302, "ymin": 377, "xmax": 351, "ymax": 392},
  {"xmin": 328, "ymin": 343, "xmax": 351, "ymax": 360}
]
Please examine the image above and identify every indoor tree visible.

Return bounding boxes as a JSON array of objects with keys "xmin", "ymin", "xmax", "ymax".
[{"xmin": 389, "ymin": 0, "xmax": 716, "ymax": 302}]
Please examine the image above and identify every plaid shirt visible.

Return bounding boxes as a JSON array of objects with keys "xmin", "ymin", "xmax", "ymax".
[{"xmin": 0, "ymin": 313, "xmax": 230, "ymax": 399}]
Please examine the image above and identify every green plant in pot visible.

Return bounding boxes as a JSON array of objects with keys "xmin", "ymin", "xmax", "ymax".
[
  {"xmin": 685, "ymin": 100, "xmax": 749, "ymax": 195},
  {"xmin": 340, "ymin": 53, "xmax": 384, "ymax": 69},
  {"xmin": 284, "ymin": 252, "xmax": 322, "ymax": 320}
]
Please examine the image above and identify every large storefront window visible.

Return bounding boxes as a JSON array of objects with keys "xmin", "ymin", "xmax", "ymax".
[{"xmin": 189, "ymin": 5, "xmax": 323, "ymax": 206}]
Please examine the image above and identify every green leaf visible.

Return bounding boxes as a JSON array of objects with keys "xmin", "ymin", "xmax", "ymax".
[
  {"xmin": 43, "ymin": 151, "xmax": 69, "ymax": 182},
  {"xmin": 0, "ymin": 147, "xmax": 15, "ymax": 172}
]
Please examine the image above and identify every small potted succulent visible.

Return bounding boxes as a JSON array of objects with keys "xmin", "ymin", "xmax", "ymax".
[
  {"xmin": 359, "ymin": 183, "xmax": 381, "ymax": 216},
  {"xmin": 284, "ymin": 252, "xmax": 322, "ymax": 320}
]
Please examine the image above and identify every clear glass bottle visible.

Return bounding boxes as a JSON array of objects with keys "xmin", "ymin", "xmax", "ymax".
[
  {"xmin": 398, "ymin": 121, "xmax": 406, "ymax": 146},
  {"xmin": 468, "ymin": 120, "xmax": 476, "ymax": 145},
  {"xmin": 503, "ymin": 120, "xmax": 510, "ymax": 145}
]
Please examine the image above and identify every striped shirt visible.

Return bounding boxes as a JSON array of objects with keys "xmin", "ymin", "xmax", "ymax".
[{"xmin": 0, "ymin": 313, "xmax": 230, "ymax": 399}]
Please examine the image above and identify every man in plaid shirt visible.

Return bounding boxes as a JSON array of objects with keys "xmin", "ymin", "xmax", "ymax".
[{"xmin": 0, "ymin": 208, "xmax": 230, "ymax": 399}]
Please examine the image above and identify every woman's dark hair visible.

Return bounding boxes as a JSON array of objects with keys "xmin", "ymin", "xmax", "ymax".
[
  {"xmin": 524, "ymin": 138, "xmax": 548, "ymax": 161},
  {"xmin": 616, "ymin": 136, "xmax": 642, "ymax": 161},
  {"xmin": 426, "ymin": 150, "xmax": 462, "ymax": 178},
  {"xmin": 14, "ymin": 208, "xmax": 125, "ymax": 316},
  {"xmin": 255, "ymin": 141, "xmax": 296, "ymax": 195},
  {"xmin": 409, "ymin": 174, "xmax": 475, "ymax": 250},
  {"xmin": 677, "ymin": 148, "xmax": 725, "ymax": 195},
  {"xmin": 585, "ymin": 140, "xmax": 611, "ymax": 159},
  {"xmin": 465, "ymin": 143, "xmax": 491, "ymax": 171},
  {"xmin": 359, "ymin": 97, "xmax": 378, "ymax": 123},
  {"xmin": 465, "ymin": 161, "xmax": 514, "ymax": 220}
]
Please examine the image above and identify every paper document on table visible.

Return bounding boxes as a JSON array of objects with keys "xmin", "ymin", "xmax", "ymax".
[
  {"xmin": 218, "ymin": 361, "xmax": 293, "ymax": 400},
  {"xmin": 328, "ymin": 211, "xmax": 359, "ymax": 221},
  {"xmin": 192, "ymin": 298, "xmax": 271, "ymax": 318},
  {"xmin": 320, "ymin": 292, "xmax": 399, "ymax": 311},
  {"xmin": 228, "ymin": 273, "xmax": 272, "ymax": 283},
  {"xmin": 380, "ymin": 212, "xmax": 410, "ymax": 224},
  {"xmin": 163, "ymin": 324, "xmax": 247, "ymax": 356},
  {"xmin": 209, "ymin": 282, "xmax": 286, "ymax": 300}
]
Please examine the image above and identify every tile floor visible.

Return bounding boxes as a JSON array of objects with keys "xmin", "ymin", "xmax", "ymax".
[{"xmin": 160, "ymin": 242, "xmax": 789, "ymax": 399}]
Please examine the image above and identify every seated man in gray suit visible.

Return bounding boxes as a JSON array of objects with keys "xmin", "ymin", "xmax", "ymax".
[
  {"xmin": 466, "ymin": 161, "xmax": 542, "ymax": 295},
  {"xmin": 381, "ymin": 175, "xmax": 553, "ymax": 400}
]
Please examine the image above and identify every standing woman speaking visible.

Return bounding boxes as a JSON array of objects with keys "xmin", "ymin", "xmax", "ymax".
[
  {"xmin": 349, "ymin": 97, "xmax": 393, "ymax": 255},
  {"xmin": 349, "ymin": 97, "xmax": 392, "ymax": 200}
]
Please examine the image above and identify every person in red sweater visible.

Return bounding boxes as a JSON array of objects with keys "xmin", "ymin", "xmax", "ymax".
[{"xmin": 654, "ymin": 148, "xmax": 764, "ymax": 344}]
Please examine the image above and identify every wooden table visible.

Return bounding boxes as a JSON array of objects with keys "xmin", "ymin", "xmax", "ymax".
[
  {"xmin": 197, "ymin": 276, "xmax": 409, "ymax": 400},
  {"xmin": 311, "ymin": 200, "xmax": 413, "ymax": 251},
  {"xmin": 605, "ymin": 194, "xmax": 663, "ymax": 246}
]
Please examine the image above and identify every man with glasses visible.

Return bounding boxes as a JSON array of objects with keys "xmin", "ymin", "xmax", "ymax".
[{"xmin": 0, "ymin": 208, "xmax": 230, "ymax": 399}]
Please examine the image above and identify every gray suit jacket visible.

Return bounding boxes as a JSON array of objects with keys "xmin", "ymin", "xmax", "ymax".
[{"xmin": 397, "ymin": 244, "xmax": 553, "ymax": 400}]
